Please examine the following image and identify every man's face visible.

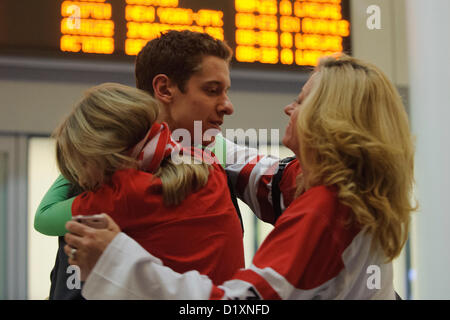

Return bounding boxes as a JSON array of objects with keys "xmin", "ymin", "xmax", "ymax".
[{"xmin": 168, "ymin": 55, "xmax": 233, "ymax": 145}]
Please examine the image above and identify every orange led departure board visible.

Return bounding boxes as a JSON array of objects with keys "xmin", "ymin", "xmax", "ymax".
[
  {"xmin": 123, "ymin": 0, "xmax": 225, "ymax": 55},
  {"xmin": 0, "ymin": 0, "xmax": 351, "ymax": 71}
]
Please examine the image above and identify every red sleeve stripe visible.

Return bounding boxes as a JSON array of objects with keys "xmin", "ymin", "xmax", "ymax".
[
  {"xmin": 233, "ymin": 269, "xmax": 282, "ymax": 300},
  {"xmin": 236, "ymin": 155, "xmax": 263, "ymax": 197},
  {"xmin": 209, "ymin": 285, "xmax": 226, "ymax": 300},
  {"xmin": 148, "ymin": 129, "xmax": 168, "ymax": 170}
]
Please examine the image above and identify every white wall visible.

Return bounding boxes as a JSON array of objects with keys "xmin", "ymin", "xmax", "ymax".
[
  {"xmin": 406, "ymin": 0, "xmax": 450, "ymax": 299},
  {"xmin": 0, "ymin": 80, "xmax": 90, "ymax": 135},
  {"xmin": 350, "ymin": 0, "xmax": 409, "ymax": 87},
  {"xmin": 27, "ymin": 138, "xmax": 59, "ymax": 300}
]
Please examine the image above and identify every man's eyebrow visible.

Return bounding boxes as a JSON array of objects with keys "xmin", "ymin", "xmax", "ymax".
[
  {"xmin": 202, "ymin": 80, "xmax": 223, "ymax": 86},
  {"xmin": 203, "ymin": 81, "xmax": 231, "ymax": 90}
]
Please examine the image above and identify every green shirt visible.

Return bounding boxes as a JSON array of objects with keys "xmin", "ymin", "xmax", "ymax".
[{"xmin": 34, "ymin": 175, "xmax": 74, "ymax": 236}]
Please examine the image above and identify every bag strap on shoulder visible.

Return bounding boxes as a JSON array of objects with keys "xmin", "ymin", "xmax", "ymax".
[{"xmin": 272, "ymin": 156, "xmax": 296, "ymax": 222}]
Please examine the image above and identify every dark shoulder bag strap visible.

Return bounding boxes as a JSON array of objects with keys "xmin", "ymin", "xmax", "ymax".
[
  {"xmin": 227, "ymin": 173, "xmax": 244, "ymax": 235},
  {"xmin": 272, "ymin": 156, "xmax": 296, "ymax": 222}
]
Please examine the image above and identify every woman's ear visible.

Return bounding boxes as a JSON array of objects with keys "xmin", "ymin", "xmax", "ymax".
[{"xmin": 153, "ymin": 74, "xmax": 174, "ymax": 104}]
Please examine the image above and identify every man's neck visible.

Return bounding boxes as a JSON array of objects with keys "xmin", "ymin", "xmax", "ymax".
[{"xmin": 156, "ymin": 113, "xmax": 175, "ymax": 131}]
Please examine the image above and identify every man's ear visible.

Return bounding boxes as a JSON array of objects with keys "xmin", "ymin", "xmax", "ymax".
[{"xmin": 153, "ymin": 74, "xmax": 175, "ymax": 104}]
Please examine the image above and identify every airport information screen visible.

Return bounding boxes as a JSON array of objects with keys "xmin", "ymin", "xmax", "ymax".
[{"xmin": 0, "ymin": 0, "xmax": 351, "ymax": 71}]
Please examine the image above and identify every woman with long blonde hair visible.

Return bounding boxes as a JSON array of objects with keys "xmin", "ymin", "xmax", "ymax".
[
  {"xmin": 66, "ymin": 55, "xmax": 416, "ymax": 300},
  {"xmin": 292, "ymin": 55, "xmax": 415, "ymax": 262},
  {"xmin": 34, "ymin": 83, "xmax": 245, "ymax": 287}
]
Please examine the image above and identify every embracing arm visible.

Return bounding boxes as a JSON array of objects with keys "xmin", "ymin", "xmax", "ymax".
[
  {"xmin": 81, "ymin": 205, "xmax": 325, "ymax": 300},
  {"xmin": 34, "ymin": 175, "xmax": 75, "ymax": 236},
  {"xmin": 82, "ymin": 232, "xmax": 214, "ymax": 300}
]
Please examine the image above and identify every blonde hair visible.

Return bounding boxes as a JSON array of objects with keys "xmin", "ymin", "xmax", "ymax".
[
  {"xmin": 53, "ymin": 83, "xmax": 211, "ymax": 206},
  {"xmin": 296, "ymin": 54, "xmax": 416, "ymax": 261}
]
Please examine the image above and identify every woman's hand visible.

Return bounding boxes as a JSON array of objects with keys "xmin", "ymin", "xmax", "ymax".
[{"xmin": 64, "ymin": 213, "xmax": 121, "ymax": 281}]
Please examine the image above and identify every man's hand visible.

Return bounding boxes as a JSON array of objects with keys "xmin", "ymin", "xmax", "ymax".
[{"xmin": 64, "ymin": 214, "xmax": 121, "ymax": 281}]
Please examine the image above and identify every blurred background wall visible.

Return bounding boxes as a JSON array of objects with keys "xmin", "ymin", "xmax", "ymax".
[{"xmin": 406, "ymin": 0, "xmax": 450, "ymax": 300}]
